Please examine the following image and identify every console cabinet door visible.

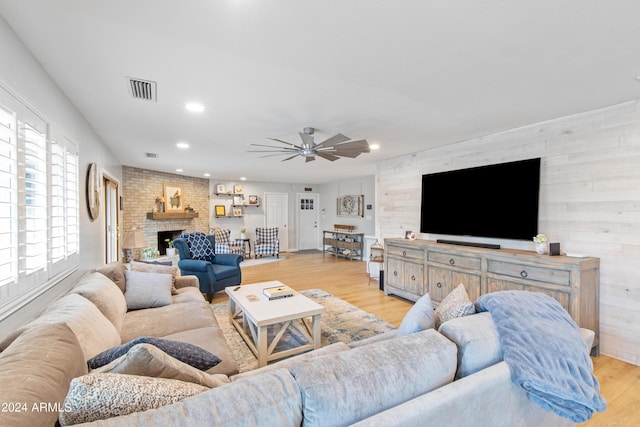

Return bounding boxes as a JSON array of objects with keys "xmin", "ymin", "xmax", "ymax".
[
  {"xmin": 428, "ymin": 267, "xmax": 480, "ymax": 303},
  {"xmin": 404, "ymin": 261, "xmax": 425, "ymax": 295}
]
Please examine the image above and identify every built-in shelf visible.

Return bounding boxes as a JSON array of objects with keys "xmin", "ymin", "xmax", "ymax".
[{"xmin": 147, "ymin": 212, "xmax": 199, "ymax": 220}]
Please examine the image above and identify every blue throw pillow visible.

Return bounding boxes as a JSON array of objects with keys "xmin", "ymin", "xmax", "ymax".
[
  {"xmin": 88, "ymin": 337, "xmax": 221, "ymax": 371},
  {"xmin": 398, "ymin": 293, "xmax": 435, "ymax": 336}
]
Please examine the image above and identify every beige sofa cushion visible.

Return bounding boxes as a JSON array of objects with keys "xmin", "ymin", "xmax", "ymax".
[
  {"xmin": 121, "ymin": 301, "xmax": 216, "ymax": 343},
  {"xmin": 289, "ymin": 329, "xmax": 457, "ymax": 427},
  {"xmin": 93, "ymin": 343, "xmax": 229, "ymax": 388},
  {"xmin": 95, "ymin": 262, "xmax": 127, "ymax": 292},
  {"xmin": 72, "ymin": 272, "xmax": 128, "ymax": 332},
  {"xmin": 0, "ymin": 294, "xmax": 121, "ymax": 359},
  {"xmin": 59, "ymin": 373, "xmax": 207, "ymax": 426},
  {"xmin": 172, "ymin": 286, "xmax": 206, "ymax": 304},
  {"xmin": 130, "ymin": 260, "xmax": 179, "ymax": 294},
  {"xmin": 0, "ymin": 323, "xmax": 88, "ymax": 427}
]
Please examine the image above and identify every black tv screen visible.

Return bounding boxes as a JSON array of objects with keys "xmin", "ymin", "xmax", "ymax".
[{"xmin": 420, "ymin": 158, "xmax": 541, "ymax": 241}]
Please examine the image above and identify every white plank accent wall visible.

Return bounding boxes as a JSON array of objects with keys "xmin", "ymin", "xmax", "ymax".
[{"xmin": 376, "ymin": 100, "xmax": 640, "ymax": 366}]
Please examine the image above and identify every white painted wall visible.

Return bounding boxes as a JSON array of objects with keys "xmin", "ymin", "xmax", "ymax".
[
  {"xmin": 0, "ymin": 16, "xmax": 121, "ymax": 335},
  {"xmin": 318, "ymin": 176, "xmax": 376, "ymax": 236},
  {"xmin": 376, "ymin": 101, "xmax": 640, "ymax": 365}
]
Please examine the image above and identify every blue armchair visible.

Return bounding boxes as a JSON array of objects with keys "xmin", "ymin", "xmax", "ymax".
[{"xmin": 173, "ymin": 232, "xmax": 243, "ymax": 302}]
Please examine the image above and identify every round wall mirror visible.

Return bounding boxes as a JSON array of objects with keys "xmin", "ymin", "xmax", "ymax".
[{"xmin": 86, "ymin": 162, "xmax": 100, "ymax": 220}]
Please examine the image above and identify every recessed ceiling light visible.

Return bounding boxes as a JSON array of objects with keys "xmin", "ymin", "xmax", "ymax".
[
  {"xmin": 204, "ymin": 173, "xmax": 210, "ymax": 177},
  {"xmin": 240, "ymin": 177, "xmax": 247, "ymax": 181},
  {"xmin": 176, "ymin": 142, "xmax": 189, "ymax": 149},
  {"xmin": 185, "ymin": 102, "xmax": 204, "ymax": 113},
  {"xmin": 370, "ymin": 144, "xmax": 380, "ymax": 150},
  {"xmin": 175, "ymin": 168, "xmax": 183, "ymax": 172}
]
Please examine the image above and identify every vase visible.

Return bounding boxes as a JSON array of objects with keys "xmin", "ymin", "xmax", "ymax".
[
  {"xmin": 535, "ymin": 243, "xmax": 547, "ymax": 255},
  {"xmin": 166, "ymin": 248, "xmax": 176, "ymax": 257},
  {"xmin": 240, "ymin": 233, "xmax": 246, "ymax": 240}
]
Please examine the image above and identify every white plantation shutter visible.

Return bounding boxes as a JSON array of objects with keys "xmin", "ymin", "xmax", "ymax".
[
  {"xmin": 0, "ymin": 86, "xmax": 79, "ymax": 314},
  {"xmin": 0, "ymin": 101, "xmax": 17, "ymax": 290}
]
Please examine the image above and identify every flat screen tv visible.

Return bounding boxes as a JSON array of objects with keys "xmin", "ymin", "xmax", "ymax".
[{"xmin": 420, "ymin": 158, "xmax": 541, "ymax": 242}]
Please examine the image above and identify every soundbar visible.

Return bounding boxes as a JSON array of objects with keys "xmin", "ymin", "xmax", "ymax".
[{"xmin": 436, "ymin": 239, "xmax": 501, "ymax": 250}]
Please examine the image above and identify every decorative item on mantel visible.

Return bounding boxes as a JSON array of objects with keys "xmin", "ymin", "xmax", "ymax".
[
  {"xmin": 155, "ymin": 196, "xmax": 165, "ymax": 213},
  {"xmin": 533, "ymin": 233, "xmax": 548, "ymax": 254}
]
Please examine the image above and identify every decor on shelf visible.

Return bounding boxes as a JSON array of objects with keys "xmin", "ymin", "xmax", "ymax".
[
  {"xmin": 233, "ymin": 196, "xmax": 243, "ymax": 205},
  {"xmin": 215, "ymin": 205, "xmax": 226, "ymax": 217},
  {"xmin": 234, "ymin": 185, "xmax": 243, "ymax": 194},
  {"xmin": 163, "ymin": 183, "xmax": 184, "ymax": 212},
  {"xmin": 216, "ymin": 184, "xmax": 226, "ymax": 193},
  {"xmin": 533, "ymin": 233, "xmax": 548, "ymax": 254},
  {"xmin": 122, "ymin": 226, "xmax": 146, "ymax": 262},
  {"xmin": 232, "ymin": 208, "xmax": 242, "ymax": 217},
  {"xmin": 154, "ymin": 196, "xmax": 165, "ymax": 213},
  {"xmin": 248, "ymin": 195, "xmax": 259, "ymax": 205},
  {"xmin": 249, "ymin": 127, "xmax": 371, "ymax": 163},
  {"xmin": 337, "ymin": 194, "xmax": 364, "ymax": 217},
  {"xmin": 86, "ymin": 162, "xmax": 100, "ymax": 220}
]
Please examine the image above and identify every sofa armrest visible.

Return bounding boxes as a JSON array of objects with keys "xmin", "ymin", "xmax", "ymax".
[
  {"xmin": 174, "ymin": 275, "xmax": 199, "ymax": 289},
  {"xmin": 213, "ymin": 253, "xmax": 243, "ymax": 266}
]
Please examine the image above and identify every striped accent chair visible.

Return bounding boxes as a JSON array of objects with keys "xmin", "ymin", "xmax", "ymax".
[
  {"xmin": 254, "ymin": 227, "xmax": 279, "ymax": 258},
  {"xmin": 211, "ymin": 229, "xmax": 245, "ymax": 256}
]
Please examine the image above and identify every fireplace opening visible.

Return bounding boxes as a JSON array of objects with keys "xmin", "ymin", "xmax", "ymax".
[{"xmin": 157, "ymin": 230, "xmax": 184, "ymax": 255}]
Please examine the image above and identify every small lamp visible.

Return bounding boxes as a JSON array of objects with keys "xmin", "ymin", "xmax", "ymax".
[{"xmin": 122, "ymin": 226, "xmax": 146, "ymax": 263}]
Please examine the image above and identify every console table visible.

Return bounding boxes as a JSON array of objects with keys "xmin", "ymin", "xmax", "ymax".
[
  {"xmin": 384, "ymin": 238, "xmax": 600, "ymax": 353},
  {"xmin": 323, "ymin": 230, "xmax": 364, "ymax": 260}
]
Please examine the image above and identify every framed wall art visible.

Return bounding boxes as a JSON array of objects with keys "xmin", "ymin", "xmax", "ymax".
[
  {"xmin": 337, "ymin": 194, "xmax": 364, "ymax": 217},
  {"xmin": 215, "ymin": 205, "xmax": 226, "ymax": 217},
  {"xmin": 164, "ymin": 183, "xmax": 184, "ymax": 212}
]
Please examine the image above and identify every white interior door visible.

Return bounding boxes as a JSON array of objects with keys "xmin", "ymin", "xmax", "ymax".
[
  {"xmin": 264, "ymin": 192, "xmax": 289, "ymax": 252},
  {"xmin": 104, "ymin": 178, "xmax": 118, "ymax": 263},
  {"xmin": 297, "ymin": 193, "xmax": 319, "ymax": 250}
]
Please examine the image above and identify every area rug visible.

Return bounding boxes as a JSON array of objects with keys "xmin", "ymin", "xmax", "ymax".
[
  {"xmin": 211, "ymin": 288, "xmax": 396, "ymax": 372},
  {"xmin": 240, "ymin": 256, "xmax": 286, "ymax": 268}
]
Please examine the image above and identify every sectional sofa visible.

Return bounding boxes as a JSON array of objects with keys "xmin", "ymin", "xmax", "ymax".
[{"xmin": 0, "ymin": 262, "xmax": 596, "ymax": 426}]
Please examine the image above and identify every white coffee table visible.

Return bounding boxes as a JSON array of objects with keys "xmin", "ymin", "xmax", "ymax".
[{"xmin": 225, "ymin": 281, "xmax": 325, "ymax": 367}]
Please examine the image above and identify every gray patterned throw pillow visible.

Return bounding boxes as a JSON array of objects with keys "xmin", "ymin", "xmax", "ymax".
[{"xmin": 435, "ymin": 283, "xmax": 476, "ymax": 328}]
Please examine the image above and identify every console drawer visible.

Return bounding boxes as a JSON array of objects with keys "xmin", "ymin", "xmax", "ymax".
[
  {"xmin": 387, "ymin": 245, "xmax": 424, "ymax": 260},
  {"xmin": 428, "ymin": 251, "xmax": 481, "ymax": 271},
  {"xmin": 487, "ymin": 260, "xmax": 570, "ymax": 286}
]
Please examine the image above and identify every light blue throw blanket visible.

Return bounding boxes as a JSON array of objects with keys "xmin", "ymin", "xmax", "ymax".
[{"xmin": 476, "ymin": 291, "xmax": 606, "ymax": 423}]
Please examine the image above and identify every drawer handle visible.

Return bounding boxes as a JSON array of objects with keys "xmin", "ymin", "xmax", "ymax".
[
  {"xmin": 393, "ymin": 271, "xmax": 398, "ymax": 276},
  {"xmin": 520, "ymin": 270, "xmax": 528, "ymax": 278},
  {"xmin": 411, "ymin": 275, "xmax": 416, "ymax": 281},
  {"xmin": 449, "ymin": 258, "xmax": 455, "ymax": 265},
  {"xmin": 402, "ymin": 251, "xmax": 407, "ymax": 257},
  {"xmin": 436, "ymin": 282, "xmax": 442, "ymax": 288}
]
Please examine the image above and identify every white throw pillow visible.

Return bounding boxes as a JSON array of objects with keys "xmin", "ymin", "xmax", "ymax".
[
  {"xmin": 124, "ymin": 270, "xmax": 173, "ymax": 310},
  {"xmin": 434, "ymin": 283, "xmax": 476, "ymax": 328}
]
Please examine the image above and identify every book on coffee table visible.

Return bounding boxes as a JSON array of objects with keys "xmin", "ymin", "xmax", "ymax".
[{"xmin": 263, "ymin": 285, "xmax": 293, "ymax": 300}]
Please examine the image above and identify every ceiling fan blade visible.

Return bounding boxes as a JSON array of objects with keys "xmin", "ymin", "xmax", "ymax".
[
  {"xmin": 314, "ymin": 133, "xmax": 350, "ymax": 149},
  {"xmin": 267, "ymin": 138, "xmax": 302, "ymax": 148},
  {"xmin": 316, "ymin": 152, "xmax": 340, "ymax": 161},
  {"xmin": 282, "ymin": 154, "xmax": 300, "ymax": 161},
  {"xmin": 305, "ymin": 155, "xmax": 316, "ymax": 162},
  {"xmin": 335, "ymin": 139, "xmax": 370, "ymax": 151},
  {"xmin": 250, "ymin": 143, "xmax": 298, "ymax": 150},
  {"xmin": 299, "ymin": 132, "xmax": 315, "ymax": 146},
  {"xmin": 247, "ymin": 149, "xmax": 297, "ymax": 153}
]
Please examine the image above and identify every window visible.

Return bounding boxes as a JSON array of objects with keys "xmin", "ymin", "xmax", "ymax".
[{"xmin": 0, "ymin": 86, "xmax": 79, "ymax": 315}]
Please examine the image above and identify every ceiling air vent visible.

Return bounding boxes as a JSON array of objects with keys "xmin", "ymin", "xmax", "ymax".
[
  {"xmin": 145, "ymin": 152, "xmax": 158, "ymax": 158},
  {"xmin": 127, "ymin": 77, "xmax": 157, "ymax": 102}
]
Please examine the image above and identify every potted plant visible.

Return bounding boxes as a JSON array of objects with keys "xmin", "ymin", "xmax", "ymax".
[
  {"xmin": 239, "ymin": 226, "xmax": 247, "ymax": 240},
  {"xmin": 533, "ymin": 234, "xmax": 548, "ymax": 254},
  {"xmin": 164, "ymin": 238, "xmax": 176, "ymax": 257}
]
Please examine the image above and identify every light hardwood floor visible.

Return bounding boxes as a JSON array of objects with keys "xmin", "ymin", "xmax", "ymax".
[{"xmin": 213, "ymin": 252, "xmax": 640, "ymax": 426}]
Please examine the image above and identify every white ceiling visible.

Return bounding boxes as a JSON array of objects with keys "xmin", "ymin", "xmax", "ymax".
[{"xmin": 1, "ymin": 0, "xmax": 640, "ymax": 184}]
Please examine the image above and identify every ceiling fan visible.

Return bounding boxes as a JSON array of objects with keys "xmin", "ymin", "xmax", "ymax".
[{"xmin": 248, "ymin": 127, "xmax": 371, "ymax": 162}]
